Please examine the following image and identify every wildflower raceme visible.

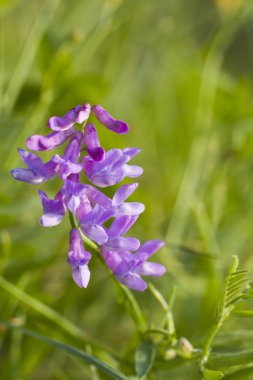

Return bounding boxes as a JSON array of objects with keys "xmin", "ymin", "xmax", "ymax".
[{"xmin": 11, "ymin": 103, "xmax": 166, "ymax": 291}]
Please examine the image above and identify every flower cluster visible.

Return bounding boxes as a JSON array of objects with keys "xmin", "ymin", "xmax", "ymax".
[{"xmin": 11, "ymin": 103, "xmax": 166, "ymax": 291}]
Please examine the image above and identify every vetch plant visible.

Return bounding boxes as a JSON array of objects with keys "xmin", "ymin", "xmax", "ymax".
[
  {"xmin": 9, "ymin": 104, "xmax": 253, "ymax": 380},
  {"xmin": 11, "ymin": 103, "xmax": 166, "ymax": 291}
]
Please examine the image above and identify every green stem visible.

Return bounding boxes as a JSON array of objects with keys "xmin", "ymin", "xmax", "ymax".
[
  {"xmin": 200, "ymin": 322, "xmax": 221, "ymax": 369},
  {"xmin": 69, "ymin": 211, "xmax": 78, "ymax": 229},
  {"xmin": 143, "ymin": 328, "xmax": 170, "ymax": 338}
]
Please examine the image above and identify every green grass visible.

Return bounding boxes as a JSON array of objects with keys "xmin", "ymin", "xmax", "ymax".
[{"xmin": 1, "ymin": 0, "xmax": 253, "ymax": 379}]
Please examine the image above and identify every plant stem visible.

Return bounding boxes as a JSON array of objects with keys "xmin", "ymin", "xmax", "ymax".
[{"xmin": 200, "ymin": 321, "xmax": 220, "ymax": 369}]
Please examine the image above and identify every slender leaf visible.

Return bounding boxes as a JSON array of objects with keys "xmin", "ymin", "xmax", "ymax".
[
  {"xmin": 209, "ymin": 350, "xmax": 253, "ymax": 368},
  {"xmin": 223, "ymin": 366, "xmax": 253, "ymax": 380},
  {"xmin": 17, "ymin": 327, "xmax": 128, "ymax": 380}
]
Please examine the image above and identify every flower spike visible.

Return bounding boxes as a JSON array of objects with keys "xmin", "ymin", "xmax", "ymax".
[{"xmin": 11, "ymin": 101, "xmax": 165, "ymax": 290}]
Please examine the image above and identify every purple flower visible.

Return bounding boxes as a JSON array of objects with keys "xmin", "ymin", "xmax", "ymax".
[
  {"xmin": 27, "ymin": 127, "xmax": 76, "ymax": 151},
  {"xmin": 111, "ymin": 183, "xmax": 145, "ymax": 217},
  {"xmin": 103, "ymin": 240, "xmax": 166, "ymax": 291},
  {"xmin": 39, "ymin": 190, "xmax": 66, "ymax": 227},
  {"xmin": 48, "ymin": 103, "xmax": 91, "ymax": 131},
  {"xmin": 77, "ymin": 203, "xmax": 111, "ymax": 245},
  {"xmin": 26, "ymin": 103, "xmax": 90, "ymax": 152},
  {"xmin": 10, "ymin": 149, "xmax": 59, "ymax": 184},
  {"xmin": 67, "ymin": 229, "xmax": 91, "ymax": 288},
  {"xmin": 102, "ymin": 215, "xmax": 140, "ymax": 252},
  {"xmin": 52, "ymin": 132, "xmax": 83, "ymax": 180},
  {"xmin": 84, "ymin": 123, "xmax": 105, "ymax": 161},
  {"xmin": 82, "ymin": 148, "xmax": 143, "ymax": 188},
  {"xmin": 92, "ymin": 104, "xmax": 128, "ymax": 134},
  {"xmin": 11, "ymin": 101, "xmax": 166, "ymax": 291},
  {"xmin": 62, "ymin": 179, "xmax": 87, "ymax": 214},
  {"xmin": 81, "ymin": 183, "xmax": 144, "ymax": 217}
]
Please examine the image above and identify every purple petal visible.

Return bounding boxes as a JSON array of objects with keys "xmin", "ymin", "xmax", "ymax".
[
  {"xmin": 115, "ymin": 202, "xmax": 145, "ymax": 216},
  {"xmin": 71, "ymin": 264, "xmax": 90, "ymax": 288},
  {"xmin": 14, "ymin": 150, "xmax": 59, "ymax": 182},
  {"xmin": 82, "ymin": 157, "xmax": 124, "ymax": 187},
  {"xmin": 59, "ymin": 161, "xmax": 83, "ymax": 180},
  {"xmin": 92, "ymin": 105, "xmax": 128, "ymax": 134},
  {"xmin": 112, "ymin": 183, "xmax": 138, "ymax": 207},
  {"xmin": 63, "ymin": 131, "xmax": 83, "ymax": 162},
  {"xmin": 134, "ymin": 262, "xmax": 166, "ymax": 277},
  {"xmin": 81, "ymin": 224, "xmax": 108, "ymax": 245},
  {"xmin": 38, "ymin": 190, "xmax": 66, "ymax": 226},
  {"xmin": 80, "ymin": 205, "xmax": 113, "ymax": 225},
  {"xmin": 48, "ymin": 103, "xmax": 91, "ymax": 131},
  {"xmin": 123, "ymin": 148, "xmax": 141, "ymax": 159},
  {"xmin": 114, "ymin": 259, "xmax": 136, "ymax": 276},
  {"xmin": 136, "ymin": 240, "xmax": 165, "ymax": 258},
  {"xmin": 68, "ymin": 229, "xmax": 91, "ymax": 265},
  {"xmin": 43, "ymin": 156, "xmax": 60, "ymax": 179},
  {"xmin": 82, "ymin": 149, "xmax": 126, "ymax": 187},
  {"xmin": 40, "ymin": 213, "xmax": 64, "ymax": 227},
  {"xmin": 117, "ymin": 273, "xmax": 147, "ymax": 291},
  {"xmin": 123, "ymin": 165, "xmax": 143, "ymax": 178},
  {"xmin": 65, "ymin": 195, "xmax": 80, "ymax": 214},
  {"xmin": 101, "ymin": 248, "xmax": 122, "ymax": 272},
  {"xmin": 105, "ymin": 237, "xmax": 140, "ymax": 251},
  {"xmin": 76, "ymin": 196, "xmax": 92, "ymax": 220},
  {"xmin": 111, "ymin": 156, "xmax": 129, "ymax": 171},
  {"xmin": 18, "ymin": 149, "xmax": 44, "ymax": 174},
  {"xmin": 11, "ymin": 168, "xmax": 47, "ymax": 184},
  {"xmin": 26, "ymin": 127, "xmax": 75, "ymax": 151},
  {"xmin": 68, "ymin": 173, "xmax": 80, "ymax": 182},
  {"xmin": 85, "ymin": 185, "xmax": 111, "ymax": 208},
  {"xmin": 84, "ymin": 123, "xmax": 105, "ymax": 161},
  {"xmin": 90, "ymin": 171, "xmax": 125, "ymax": 188},
  {"xmin": 108, "ymin": 215, "xmax": 139, "ymax": 238},
  {"xmin": 63, "ymin": 180, "xmax": 87, "ymax": 213},
  {"xmin": 82, "ymin": 156, "xmax": 95, "ymax": 177},
  {"xmin": 63, "ymin": 179, "xmax": 86, "ymax": 197}
]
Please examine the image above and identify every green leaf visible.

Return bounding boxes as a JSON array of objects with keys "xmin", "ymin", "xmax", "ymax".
[
  {"xmin": 202, "ymin": 369, "xmax": 224, "ymax": 380},
  {"xmin": 223, "ymin": 366, "xmax": 253, "ymax": 380},
  {"xmin": 0, "ymin": 275, "xmax": 91, "ymax": 343},
  {"xmin": 209, "ymin": 350, "xmax": 253, "ymax": 368},
  {"xmin": 20, "ymin": 327, "xmax": 128, "ymax": 380},
  {"xmin": 135, "ymin": 341, "xmax": 156, "ymax": 378},
  {"xmin": 228, "ymin": 256, "xmax": 239, "ymax": 274},
  {"xmin": 233, "ymin": 310, "xmax": 253, "ymax": 317}
]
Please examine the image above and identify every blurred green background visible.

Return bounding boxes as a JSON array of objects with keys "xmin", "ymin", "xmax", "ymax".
[{"xmin": 1, "ymin": 0, "xmax": 253, "ymax": 378}]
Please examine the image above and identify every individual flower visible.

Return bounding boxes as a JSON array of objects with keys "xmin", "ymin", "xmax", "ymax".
[
  {"xmin": 38, "ymin": 190, "xmax": 66, "ymax": 227},
  {"xmin": 84, "ymin": 123, "xmax": 105, "ymax": 161},
  {"xmin": 103, "ymin": 240, "xmax": 166, "ymax": 291},
  {"xmin": 82, "ymin": 148, "xmax": 143, "ymax": 188},
  {"xmin": 77, "ymin": 203, "xmax": 111, "ymax": 245},
  {"xmin": 61, "ymin": 179, "xmax": 87, "ymax": 215},
  {"xmin": 48, "ymin": 103, "xmax": 91, "ymax": 131},
  {"xmin": 26, "ymin": 126, "xmax": 76, "ymax": 151},
  {"xmin": 52, "ymin": 131, "xmax": 83, "ymax": 180},
  {"xmin": 67, "ymin": 229, "xmax": 91, "ymax": 288},
  {"xmin": 81, "ymin": 183, "xmax": 145, "ymax": 217},
  {"xmin": 111, "ymin": 183, "xmax": 145, "ymax": 217},
  {"xmin": 26, "ymin": 103, "xmax": 91, "ymax": 152},
  {"xmin": 92, "ymin": 104, "xmax": 128, "ymax": 134},
  {"xmin": 10, "ymin": 149, "xmax": 59, "ymax": 184},
  {"xmin": 102, "ymin": 215, "xmax": 140, "ymax": 252}
]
